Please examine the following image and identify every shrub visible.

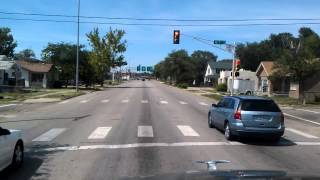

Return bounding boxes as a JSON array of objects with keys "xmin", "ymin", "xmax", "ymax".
[
  {"xmin": 216, "ymin": 83, "xmax": 227, "ymax": 92},
  {"xmin": 177, "ymin": 83, "xmax": 188, "ymax": 89}
]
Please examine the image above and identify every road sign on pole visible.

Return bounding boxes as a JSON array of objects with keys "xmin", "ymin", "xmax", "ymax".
[{"xmin": 213, "ymin": 40, "xmax": 226, "ymax": 45}]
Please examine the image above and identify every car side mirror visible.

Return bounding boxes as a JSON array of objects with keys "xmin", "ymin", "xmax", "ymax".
[
  {"xmin": 0, "ymin": 128, "xmax": 10, "ymax": 136},
  {"xmin": 212, "ymin": 103, "xmax": 217, "ymax": 108}
]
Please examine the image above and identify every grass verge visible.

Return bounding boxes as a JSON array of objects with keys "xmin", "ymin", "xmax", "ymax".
[{"xmin": 202, "ymin": 94, "xmax": 223, "ymax": 101}]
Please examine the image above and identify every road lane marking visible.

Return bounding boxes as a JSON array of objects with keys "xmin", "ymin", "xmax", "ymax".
[
  {"xmin": 199, "ymin": 102, "xmax": 208, "ymax": 106},
  {"xmin": 296, "ymin": 109, "xmax": 319, "ymax": 114},
  {"xmin": 34, "ymin": 141, "xmax": 320, "ymax": 152},
  {"xmin": 88, "ymin": 127, "xmax": 112, "ymax": 139},
  {"xmin": 295, "ymin": 142, "xmax": 320, "ymax": 145},
  {"xmin": 122, "ymin": 99, "xmax": 129, "ymax": 103},
  {"xmin": 141, "ymin": 100, "xmax": 149, "ymax": 104},
  {"xmin": 286, "ymin": 128, "xmax": 318, "ymax": 139},
  {"xmin": 177, "ymin": 125, "xmax": 200, "ymax": 137},
  {"xmin": 80, "ymin": 100, "xmax": 88, "ymax": 103},
  {"xmin": 160, "ymin": 100, "xmax": 168, "ymax": 104},
  {"xmin": 0, "ymin": 104, "xmax": 17, "ymax": 108},
  {"xmin": 179, "ymin": 101, "xmax": 188, "ymax": 105},
  {"xmin": 32, "ymin": 128, "xmax": 66, "ymax": 142},
  {"xmin": 0, "ymin": 114, "xmax": 16, "ymax": 118},
  {"xmin": 59, "ymin": 100, "xmax": 70, "ymax": 104},
  {"xmin": 101, "ymin": 99, "xmax": 110, "ymax": 103},
  {"xmin": 284, "ymin": 113, "xmax": 320, "ymax": 126},
  {"xmin": 137, "ymin": 126, "xmax": 154, "ymax": 137}
]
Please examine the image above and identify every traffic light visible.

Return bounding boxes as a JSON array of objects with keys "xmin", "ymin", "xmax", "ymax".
[
  {"xmin": 173, "ymin": 30, "xmax": 180, "ymax": 44},
  {"xmin": 137, "ymin": 65, "xmax": 141, "ymax": 71},
  {"xmin": 235, "ymin": 59, "xmax": 240, "ymax": 77}
]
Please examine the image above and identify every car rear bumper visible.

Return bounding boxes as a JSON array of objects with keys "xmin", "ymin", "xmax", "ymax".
[{"xmin": 232, "ymin": 129, "xmax": 284, "ymax": 137}]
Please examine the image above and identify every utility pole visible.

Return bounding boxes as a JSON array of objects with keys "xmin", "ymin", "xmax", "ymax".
[{"xmin": 75, "ymin": 0, "xmax": 80, "ymax": 92}]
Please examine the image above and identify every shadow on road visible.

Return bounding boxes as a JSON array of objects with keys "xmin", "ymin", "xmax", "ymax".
[
  {"xmin": 0, "ymin": 114, "xmax": 90, "ymax": 123},
  {"xmin": 0, "ymin": 143, "xmax": 71, "ymax": 180},
  {"xmin": 236, "ymin": 137, "xmax": 296, "ymax": 146}
]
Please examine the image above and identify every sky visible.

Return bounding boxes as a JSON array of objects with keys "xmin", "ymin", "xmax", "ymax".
[{"xmin": 1, "ymin": 0, "xmax": 320, "ymax": 68}]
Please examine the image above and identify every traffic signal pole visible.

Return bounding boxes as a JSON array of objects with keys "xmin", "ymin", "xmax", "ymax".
[{"xmin": 231, "ymin": 44, "xmax": 236, "ymax": 96}]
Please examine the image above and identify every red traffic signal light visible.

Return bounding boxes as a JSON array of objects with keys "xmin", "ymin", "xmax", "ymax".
[
  {"xmin": 235, "ymin": 59, "xmax": 240, "ymax": 77},
  {"xmin": 173, "ymin": 30, "xmax": 180, "ymax": 44}
]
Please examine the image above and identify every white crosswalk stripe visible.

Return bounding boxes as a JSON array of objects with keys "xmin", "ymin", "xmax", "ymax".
[
  {"xmin": 177, "ymin": 125, "xmax": 200, "ymax": 137},
  {"xmin": 286, "ymin": 128, "xmax": 318, "ymax": 139},
  {"xmin": 122, "ymin": 99, "xmax": 129, "ymax": 103},
  {"xmin": 179, "ymin": 101, "xmax": 188, "ymax": 105},
  {"xmin": 32, "ymin": 128, "xmax": 66, "ymax": 142},
  {"xmin": 88, "ymin": 127, "xmax": 112, "ymax": 139},
  {"xmin": 101, "ymin": 99, "xmax": 110, "ymax": 103},
  {"xmin": 160, "ymin": 100, "xmax": 168, "ymax": 104},
  {"xmin": 141, "ymin": 100, "xmax": 149, "ymax": 104},
  {"xmin": 199, "ymin": 102, "xmax": 208, "ymax": 106},
  {"xmin": 137, "ymin": 126, "xmax": 154, "ymax": 137},
  {"xmin": 80, "ymin": 100, "xmax": 88, "ymax": 103}
]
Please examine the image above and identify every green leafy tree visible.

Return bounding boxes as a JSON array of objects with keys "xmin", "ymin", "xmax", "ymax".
[
  {"xmin": 154, "ymin": 49, "xmax": 195, "ymax": 85},
  {"xmin": 42, "ymin": 43, "xmax": 80, "ymax": 86},
  {"xmin": 191, "ymin": 50, "xmax": 217, "ymax": 86},
  {"xmin": 274, "ymin": 27, "xmax": 320, "ymax": 103},
  {"xmin": 87, "ymin": 28, "xmax": 110, "ymax": 85},
  {"xmin": 14, "ymin": 49, "xmax": 36, "ymax": 60},
  {"xmin": 0, "ymin": 27, "xmax": 17, "ymax": 57},
  {"xmin": 87, "ymin": 27, "xmax": 127, "ymax": 85}
]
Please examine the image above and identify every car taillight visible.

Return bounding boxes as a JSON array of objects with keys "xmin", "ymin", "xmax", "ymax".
[{"xmin": 234, "ymin": 110, "xmax": 241, "ymax": 120}]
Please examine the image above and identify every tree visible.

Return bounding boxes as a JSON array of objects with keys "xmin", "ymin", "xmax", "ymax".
[
  {"xmin": 154, "ymin": 49, "xmax": 196, "ymax": 85},
  {"xmin": 274, "ymin": 27, "xmax": 320, "ymax": 103},
  {"xmin": 87, "ymin": 27, "xmax": 127, "ymax": 85},
  {"xmin": 0, "ymin": 27, "xmax": 17, "ymax": 57},
  {"xmin": 191, "ymin": 50, "xmax": 217, "ymax": 86},
  {"xmin": 14, "ymin": 49, "xmax": 36, "ymax": 60},
  {"xmin": 87, "ymin": 28, "xmax": 110, "ymax": 85},
  {"xmin": 42, "ymin": 43, "xmax": 79, "ymax": 86}
]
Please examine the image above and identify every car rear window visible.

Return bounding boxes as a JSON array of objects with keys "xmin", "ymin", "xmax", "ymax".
[{"xmin": 240, "ymin": 99, "xmax": 281, "ymax": 112}]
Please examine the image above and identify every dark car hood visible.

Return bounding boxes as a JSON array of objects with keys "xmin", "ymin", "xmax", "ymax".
[{"xmin": 120, "ymin": 170, "xmax": 319, "ymax": 180}]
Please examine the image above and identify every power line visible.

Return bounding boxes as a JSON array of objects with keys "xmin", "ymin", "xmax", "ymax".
[
  {"xmin": 1, "ymin": 11, "xmax": 320, "ymax": 22},
  {"xmin": 1, "ymin": 17, "xmax": 320, "ymax": 27}
]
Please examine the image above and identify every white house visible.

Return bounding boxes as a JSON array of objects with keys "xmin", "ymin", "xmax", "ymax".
[
  {"xmin": 15, "ymin": 60, "xmax": 53, "ymax": 88},
  {"xmin": 204, "ymin": 59, "xmax": 233, "ymax": 86},
  {"xmin": 0, "ymin": 55, "xmax": 16, "ymax": 86}
]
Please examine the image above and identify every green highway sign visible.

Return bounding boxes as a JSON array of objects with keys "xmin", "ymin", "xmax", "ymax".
[{"xmin": 213, "ymin": 40, "xmax": 226, "ymax": 45}]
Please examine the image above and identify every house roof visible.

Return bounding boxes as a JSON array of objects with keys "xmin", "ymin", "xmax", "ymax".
[
  {"xmin": 208, "ymin": 59, "xmax": 233, "ymax": 70},
  {"xmin": 256, "ymin": 61, "xmax": 274, "ymax": 76},
  {"xmin": 16, "ymin": 60, "xmax": 53, "ymax": 73}
]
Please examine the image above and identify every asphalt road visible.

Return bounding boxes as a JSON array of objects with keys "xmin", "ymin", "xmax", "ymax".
[{"xmin": 1, "ymin": 80, "xmax": 320, "ymax": 179}]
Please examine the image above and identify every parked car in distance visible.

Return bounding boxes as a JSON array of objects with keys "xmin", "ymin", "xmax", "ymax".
[
  {"xmin": 0, "ymin": 127, "xmax": 24, "ymax": 171},
  {"xmin": 208, "ymin": 96, "xmax": 285, "ymax": 141},
  {"xmin": 142, "ymin": 78, "xmax": 145, "ymax": 81}
]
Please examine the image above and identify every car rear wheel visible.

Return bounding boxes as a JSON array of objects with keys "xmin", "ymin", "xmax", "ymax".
[
  {"xmin": 208, "ymin": 113, "xmax": 215, "ymax": 128},
  {"xmin": 11, "ymin": 141, "xmax": 23, "ymax": 168},
  {"xmin": 224, "ymin": 122, "xmax": 234, "ymax": 141}
]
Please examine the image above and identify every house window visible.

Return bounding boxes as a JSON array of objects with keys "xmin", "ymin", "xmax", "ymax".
[
  {"xmin": 216, "ymin": 69, "xmax": 221, "ymax": 74},
  {"xmin": 262, "ymin": 79, "xmax": 268, "ymax": 92},
  {"xmin": 32, "ymin": 73, "xmax": 44, "ymax": 82}
]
